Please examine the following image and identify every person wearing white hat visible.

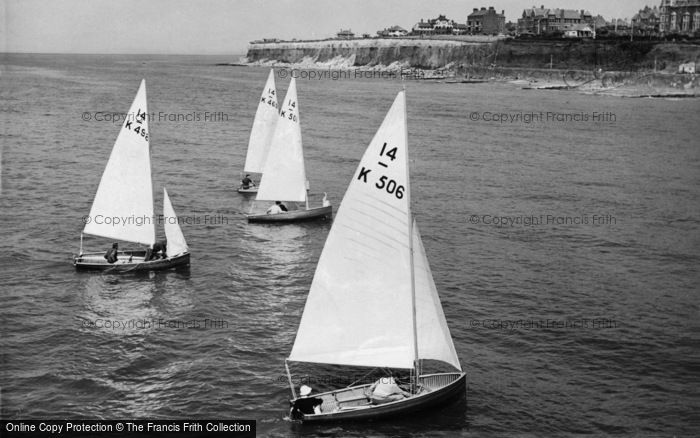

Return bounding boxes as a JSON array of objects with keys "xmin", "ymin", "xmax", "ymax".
[{"xmin": 290, "ymin": 385, "xmax": 323, "ymax": 419}]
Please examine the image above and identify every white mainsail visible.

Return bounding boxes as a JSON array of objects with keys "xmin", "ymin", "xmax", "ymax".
[
  {"xmin": 255, "ymin": 78, "xmax": 307, "ymax": 203},
  {"xmin": 289, "ymin": 91, "xmax": 416, "ymax": 369},
  {"xmin": 243, "ymin": 69, "xmax": 278, "ymax": 174},
  {"xmin": 83, "ymin": 79, "xmax": 155, "ymax": 246},
  {"xmin": 162, "ymin": 188, "xmax": 188, "ymax": 257},
  {"xmin": 413, "ymin": 220, "xmax": 462, "ymax": 371}
]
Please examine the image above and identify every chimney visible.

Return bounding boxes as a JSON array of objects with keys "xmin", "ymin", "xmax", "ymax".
[
  {"xmin": 489, "ymin": 6, "xmax": 494, "ymax": 10},
  {"xmin": 481, "ymin": 7, "xmax": 486, "ymax": 10},
  {"xmin": 473, "ymin": 8, "xmax": 478, "ymax": 12},
  {"xmin": 502, "ymin": 10, "xmax": 505, "ymax": 15}
]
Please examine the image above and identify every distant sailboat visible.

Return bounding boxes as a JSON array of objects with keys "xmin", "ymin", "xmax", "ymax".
[
  {"xmin": 246, "ymin": 78, "xmax": 332, "ymax": 222},
  {"xmin": 238, "ymin": 69, "xmax": 278, "ymax": 194},
  {"xmin": 285, "ymin": 91, "xmax": 465, "ymax": 421},
  {"xmin": 74, "ymin": 80, "xmax": 190, "ymax": 271}
]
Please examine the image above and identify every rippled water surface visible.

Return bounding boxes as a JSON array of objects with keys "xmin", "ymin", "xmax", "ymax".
[{"xmin": 2, "ymin": 54, "xmax": 699, "ymax": 436}]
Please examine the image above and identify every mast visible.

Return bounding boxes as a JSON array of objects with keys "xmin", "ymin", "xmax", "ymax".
[
  {"xmin": 285, "ymin": 359, "xmax": 296, "ymax": 399},
  {"xmin": 403, "ymin": 88, "xmax": 419, "ymax": 393}
]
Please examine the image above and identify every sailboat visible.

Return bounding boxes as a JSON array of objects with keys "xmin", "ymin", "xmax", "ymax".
[
  {"xmin": 246, "ymin": 78, "xmax": 332, "ymax": 222},
  {"xmin": 238, "ymin": 69, "xmax": 278, "ymax": 194},
  {"xmin": 73, "ymin": 80, "xmax": 190, "ymax": 272},
  {"xmin": 284, "ymin": 91, "xmax": 465, "ymax": 421}
]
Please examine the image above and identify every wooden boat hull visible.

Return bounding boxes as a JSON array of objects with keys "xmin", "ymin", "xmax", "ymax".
[
  {"xmin": 237, "ymin": 186, "xmax": 258, "ymax": 194},
  {"xmin": 73, "ymin": 251, "xmax": 190, "ymax": 272},
  {"xmin": 247, "ymin": 205, "xmax": 332, "ymax": 223},
  {"xmin": 293, "ymin": 372, "xmax": 466, "ymax": 422}
]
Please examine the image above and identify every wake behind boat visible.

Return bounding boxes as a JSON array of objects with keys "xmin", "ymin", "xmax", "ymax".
[
  {"xmin": 73, "ymin": 80, "xmax": 190, "ymax": 272},
  {"xmin": 284, "ymin": 91, "xmax": 465, "ymax": 422},
  {"xmin": 238, "ymin": 69, "xmax": 278, "ymax": 194},
  {"xmin": 246, "ymin": 78, "xmax": 331, "ymax": 222}
]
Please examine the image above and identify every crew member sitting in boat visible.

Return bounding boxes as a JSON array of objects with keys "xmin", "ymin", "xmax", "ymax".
[
  {"xmin": 368, "ymin": 376, "xmax": 410, "ymax": 405},
  {"xmin": 240, "ymin": 174, "xmax": 255, "ymax": 190},
  {"xmin": 266, "ymin": 201, "xmax": 288, "ymax": 215},
  {"xmin": 145, "ymin": 240, "xmax": 167, "ymax": 261},
  {"xmin": 104, "ymin": 243, "xmax": 119, "ymax": 264},
  {"xmin": 290, "ymin": 385, "xmax": 323, "ymax": 418}
]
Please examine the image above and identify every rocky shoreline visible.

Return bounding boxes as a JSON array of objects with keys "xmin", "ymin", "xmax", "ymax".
[{"xmin": 242, "ymin": 38, "xmax": 700, "ymax": 97}]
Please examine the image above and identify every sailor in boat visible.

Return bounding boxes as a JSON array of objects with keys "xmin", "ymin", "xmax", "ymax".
[
  {"xmin": 104, "ymin": 243, "xmax": 119, "ymax": 264},
  {"xmin": 145, "ymin": 240, "xmax": 167, "ymax": 261},
  {"xmin": 322, "ymin": 192, "xmax": 330, "ymax": 207},
  {"xmin": 240, "ymin": 174, "xmax": 256, "ymax": 190},
  {"xmin": 368, "ymin": 376, "xmax": 410, "ymax": 405},
  {"xmin": 290, "ymin": 385, "xmax": 323, "ymax": 418},
  {"xmin": 266, "ymin": 201, "xmax": 288, "ymax": 215}
]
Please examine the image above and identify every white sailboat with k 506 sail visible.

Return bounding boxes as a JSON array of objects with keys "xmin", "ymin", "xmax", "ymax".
[
  {"xmin": 238, "ymin": 69, "xmax": 278, "ymax": 194},
  {"xmin": 285, "ymin": 90, "xmax": 465, "ymax": 421},
  {"xmin": 246, "ymin": 78, "xmax": 332, "ymax": 222},
  {"xmin": 73, "ymin": 80, "xmax": 190, "ymax": 272}
]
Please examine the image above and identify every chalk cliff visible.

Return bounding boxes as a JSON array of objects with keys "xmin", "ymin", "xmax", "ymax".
[{"xmin": 245, "ymin": 38, "xmax": 700, "ymax": 73}]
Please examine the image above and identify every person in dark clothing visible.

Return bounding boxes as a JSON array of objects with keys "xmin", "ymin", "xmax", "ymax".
[
  {"xmin": 290, "ymin": 385, "xmax": 323, "ymax": 419},
  {"xmin": 240, "ymin": 174, "xmax": 255, "ymax": 190},
  {"xmin": 104, "ymin": 243, "xmax": 119, "ymax": 264},
  {"xmin": 153, "ymin": 240, "xmax": 167, "ymax": 259},
  {"xmin": 266, "ymin": 201, "xmax": 288, "ymax": 215},
  {"xmin": 146, "ymin": 240, "xmax": 167, "ymax": 261}
]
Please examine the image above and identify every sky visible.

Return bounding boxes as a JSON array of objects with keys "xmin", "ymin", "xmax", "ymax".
[{"xmin": 2, "ymin": 0, "xmax": 656, "ymax": 55}]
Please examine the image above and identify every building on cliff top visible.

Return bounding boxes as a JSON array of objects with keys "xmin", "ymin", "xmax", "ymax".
[
  {"xmin": 467, "ymin": 6, "xmax": 506, "ymax": 35},
  {"xmin": 563, "ymin": 24, "xmax": 595, "ymax": 38},
  {"xmin": 659, "ymin": 0, "xmax": 700, "ymax": 34},
  {"xmin": 517, "ymin": 6, "xmax": 593, "ymax": 35},
  {"xmin": 411, "ymin": 15, "xmax": 461, "ymax": 35},
  {"xmin": 336, "ymin": 29, "xmax": 355, "ymax": 39},
  {"xmin": 377, "ymin": 26, "xmax": 409, "ymax": 37}
]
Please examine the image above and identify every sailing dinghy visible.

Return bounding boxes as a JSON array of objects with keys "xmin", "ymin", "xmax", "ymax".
[
  {"xmin": 238, "ymin": 69, "xmax": 278, "ymax": 194},
  {"xmin": 285, "ymin": 91, "xmax": 465, "ymax": 421},
  {"xmin": 73, "ymin": 80, "xmax": 190, "ymax": 272},
  {"xmin": 246, "ymin": 78, "xmax": 332, "ymax": 222}
]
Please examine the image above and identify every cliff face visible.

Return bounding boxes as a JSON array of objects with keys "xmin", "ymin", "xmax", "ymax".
[
  {"xmin": 245, "ymin": 39, "xmax": 700, "ymax": 72},
  {"xmin": 497, "ymin": 40, "xmax": 700, "ymax": 71},
  {"xmin": 246, "ymin": 39, "xmax": 494, "ymax": 69}
]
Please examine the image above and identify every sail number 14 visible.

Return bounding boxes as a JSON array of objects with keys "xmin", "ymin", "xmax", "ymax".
[
  {"xmin": 124, "ymin": 109, "xmax": 149, "ymax": 142},
  {"xmin": 356, "ymin": 142, "xmax": 404, "ymax": 199}
]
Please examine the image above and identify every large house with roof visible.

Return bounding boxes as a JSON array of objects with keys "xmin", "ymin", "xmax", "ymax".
[
  {"xmin": 658, "ymin": 0, "xmax": 700, "ymax": 34},
  {"xmin": 517, "ymin": 6, "xmax": 593, "ymax": 35},
  {"xmin": 632, "ymin": 5, "xmax": 661, "ymax": 33},
  {"xmin": 336, "ymin": 29, "xmax": 355, "ymax": 39},
  {"xmin": 411, "ymin": 15, "xmax": 463, "ymax": 35},
  {"xmin": 377, "ymin": 25, "xmax": 409, "ymax": 37},
  {"xmin": 467, "ymin": 7, "xmax": 506, "ymax": 34}
]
